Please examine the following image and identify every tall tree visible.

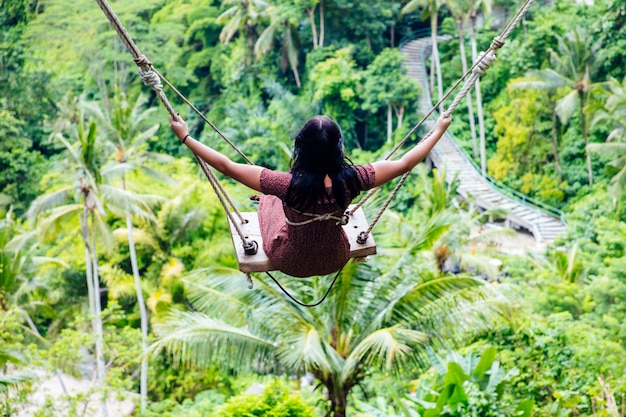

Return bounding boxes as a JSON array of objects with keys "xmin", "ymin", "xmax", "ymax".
[
  {"xmin": 295, "ymin": 0, "xmax": 322, "ymax": 48},
  {"xmin": 255, "ymin": 2, "xmax": 302, "ymax": 87},
  {"xmin": 467, "ymin": 0, "xmax": 492, "ymax": 175},
  {"xmin": 588, "ymin": 76, "xmax": 626, "ymax": 202},
  {"xmin": 309, "ymin": 48, "xmax": 362, "ymax": 147},
  {"xmin": 443, "ymin": 0, "xmax": 479, "ymax": 159},
  {"xmin": 520, "ymin": 27, "xmax": 604, "ymax": 185},
  {"xmin": 217, "ymin": 0, "xmax": 270, "ymax": 65},
  {"xmin": 362, "ymin": 49, "xmax": 420, "ymax": 144},
  {"xmin": 402, "ymin": 0, "xmax": 444, "ymax": 110},
  {"xmin": 25, "ymin": 100, "xmax": 110, "ymax": 417},
  {"xmin": 84, "ymin": 90, "xmax": 170, "ymax": 413}
]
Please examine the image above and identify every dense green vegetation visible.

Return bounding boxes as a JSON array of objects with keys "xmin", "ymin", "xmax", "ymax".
[{"xmin": 1, "ymin": 0, "xmax": 625, "ymax": 415}]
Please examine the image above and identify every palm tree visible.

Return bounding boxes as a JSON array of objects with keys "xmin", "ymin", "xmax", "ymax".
[
  {"xmin": 26, "ymin": 102, "xmax": 110, "ymax": 417},
  {"xmin": 410, "ymin": 166, "xmax": 514, "ymax": 277},
  {"xmin": 217, "ymin": 0, "xmax": 270, "ymax": 65},
  {"xmin": 296, "ymin": 0, "xmax": 322, "ymax": 49},
  {"xmin": 83, "ymin": 90, "xmax": 173, "ymax": 413},
  {"xmin": 508, "ymin": 80, "xmax": 564, "ymax": 181},
  {"xmin": 255, "ymin": 3, "xmax": 302, "ymax": 87},
  {"xmin": 0, "ymin": 211, "xmax": 72, "ymax": 397},
  {"xmin": 588, "ymin": 76, "xmax": 626, "ymax": 203},
  {"xmin": 467, "ymin": 0, "xmax": 492, "ymax": 176},
  {"xmin": 150, "ymin": 195, "xmax": 508, "ymax": 417},
  {"xmin": 443, "ymin": 0, "xmax": 478, "ymax": 158},
  {"xmin": 402, "ymin": 0, "xmax": 444, "ymax": 109},
  {"xmin": 519, "ymin": 27, "xmax": 604, "ymax": 185}
]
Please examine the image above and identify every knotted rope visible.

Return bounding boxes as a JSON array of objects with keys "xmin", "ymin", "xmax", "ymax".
[{"xmin": 349, "ymin": 0, "xmax": 535, "ymax": 242}]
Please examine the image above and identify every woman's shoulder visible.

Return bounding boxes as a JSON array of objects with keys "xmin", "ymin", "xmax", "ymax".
[
  {"xmin": 260, "ymin": 168, "xmax": 292, "ymax": 197},
  {"xmin": 350, "ymin": 163, "xmax": 376, "ymax": 190}
]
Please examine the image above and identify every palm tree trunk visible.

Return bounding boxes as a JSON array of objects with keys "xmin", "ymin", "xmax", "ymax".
[
  {"xmin": 582, "ymin": 104, "xmax": 593, "ymax": 185},
  {"xmin": 319, "ymin": 0, "xmax": 325, "ymax": 47},
  {"xmin": 470, "ymin": 16, "xmax": 487, "ymax": 176},
  {"xmin": 328, "ymin": 386, "xmax": 349, "ymax": 417},
  {"xmin": 396, "ymin": 104, "xmax": 405, "ymax": 130},
  {"xmin": 308, "ymin": 6, "xmax": 318, "ymax": 49},
  {"xmin": 387, "ymin": 104, "xmax": 393, "ymax": 143},
  {"xmin": 123, "ymin": 177, "xmax": 149, "ymax": 413},
  {"xmin": 81, "ymin": 205, "xmax": 108, "ymax": 417},
  {"xmin": 551, "ymin": 108, "xmax": 563, "ymax": 179},
  {"xmin": 90, "ymin": 212, "xmax": 108, "ymax": 417},
  {"xmin": 457, "ymin": 18, "xmax": 478, "ymax": 158},
  {"xmin": 431, "ymin": 13, "xmax": 443, "ymax": 111},
  {"xmin": 291, "ymin": 65, "xmax": 302, "ymax": 88}
]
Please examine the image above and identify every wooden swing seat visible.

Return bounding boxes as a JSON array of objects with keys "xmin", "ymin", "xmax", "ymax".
[{"xmin": 227, "ymin": 205, "xmax": 377, "ymax": 273}]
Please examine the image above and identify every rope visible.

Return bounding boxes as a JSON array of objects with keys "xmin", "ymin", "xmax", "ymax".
[
  {"xmin": 93, "ymin": 0, "xmax": 255, "ymax": 250},
  {"xmin": 284, "ymin": 210, "xmax": 349, "ymax": 227},
  {"xmin": 195, "ymin": 157, "xmax": 249, "ymax": 239},
  {"xmin": 350, "ymin": 0, "xmax": 535, "ymax": 241},
  {"xmin": 263, "ymin": 268, "xmax": 344, "ymax": 308}
]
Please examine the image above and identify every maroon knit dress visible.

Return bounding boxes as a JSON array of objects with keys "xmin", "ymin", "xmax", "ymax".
[{"xmin": 258, "ymin": 164, "xmax": 376, "ymax": 278}]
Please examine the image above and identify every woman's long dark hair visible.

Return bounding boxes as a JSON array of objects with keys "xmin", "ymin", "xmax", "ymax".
[{"xmin": 285, "ymin": 116, "xmax": 363, "ymax": 211}]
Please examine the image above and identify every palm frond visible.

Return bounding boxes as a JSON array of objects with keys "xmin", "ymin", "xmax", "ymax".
[
  {"xmin": 0, "ymin": 372, "xmax": 36, "ymax": 394},
  {"xmin": 38, "ymin": 204, "xmax": 83, "ymax": 241},
  {"xmin": 25, "ymin": 188, "xmax": 73, "ymax": 220},
  {"xmin": 587, "ymin": 142, "xmax": 626, "ymax": 156},
  {"xmin": 112, "ymin": 227, "xmax": 158, "ymax": 249},
  {"xmin": 401, "ymin": 0, "xmax": 425, "ymax": 15},
  {"xmin": 348, "ymin": 326, "xmax": 429, "ymax": 371},
  {"xmin": 99, "ymin": 264, "xmax": 136, "ymax": 299},
  {"xmin": 100, "ymin": 185, "xmax": 161, "ymax": 221},
  {"xmin": 255, "ymin": 21, "xmax": 279, "ymax": 59},
  {"xmin": 555, "ymin": 90, "xmax": 580, "ymax": 124},
  {"xmin": 278, "ymin": 325, "xmax": 334, "ymax": 373},
  {"xmin": 150, "ymin": 310, "xmax": 276, "ymax": 370}
]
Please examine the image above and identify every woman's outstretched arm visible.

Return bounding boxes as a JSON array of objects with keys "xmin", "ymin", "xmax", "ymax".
[
  {"xmin": 170, "ymin": 115, "xmax": 264, "ymax": 192},
  {"xmin": 371, "ymin": 112, "xmax": 452, "ymax": 187}
]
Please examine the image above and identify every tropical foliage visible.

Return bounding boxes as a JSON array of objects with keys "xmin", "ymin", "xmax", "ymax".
[{"xmin": 1, "ymin": 0, "xmax": 625, "ymax": 415}]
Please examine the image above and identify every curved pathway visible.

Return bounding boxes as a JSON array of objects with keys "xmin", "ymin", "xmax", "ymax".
[{"xmin": 401, "ymin": 37, "xmax": 567, "ymax": 244}]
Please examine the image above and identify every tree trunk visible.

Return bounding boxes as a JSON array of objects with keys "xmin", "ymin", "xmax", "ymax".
[
  {"xmin": 387, "ymin": 104, "xmax": 393, "ymax": 143},
  {"xmin": 431, "ymin": 13, "xmax": 443, "ymax": 111},
  {"xmin": 581, "ymin": 96, "xmax": 593, "ymax": 185},
  {"xmin": 308, "ymin": 6, "xmax": 318, "ymax": 49},
  {"xmin": 328, "ymin": 387, "xmax": 349, "ymax": 417},
  {"xmin": 291, "ymin": 65, "xmax": 302, "ymax": 88},
  {"xmin": 551, "ymin": 108, "xmax": 563, "ymax": 180},
  {"xmin": 457, "ymin": 18, "xmax": 478, "ymax": 158},
  {"xmin": 90, "ymin": 212, "xmax": 108, "ymax": 417},
  {"xmin": 470, "ymin": 15, "xmax": 487, "ymax": 176},
  {"xmin": 122, "ymin": 176, "xmax": 149, "ymax": 413},
  {"xmin": 319, "ymin": 0, "xmax": 325, "ymax": 47},
  {"xmin": 395, "ymin": 104, "xmax": 405, "ymax": 130},
  {"xmin": 80, "ymin": 204, "xmax": 108, "ymax": 417}
]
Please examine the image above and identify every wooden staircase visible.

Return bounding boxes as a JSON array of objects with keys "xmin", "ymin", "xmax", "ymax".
[{"xmin": 401, "ymin": 37, "xmax": 567, "ymax": 244}]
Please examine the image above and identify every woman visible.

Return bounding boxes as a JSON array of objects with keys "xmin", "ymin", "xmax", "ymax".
[{"xmin": 170, "ymin": 113, "xmax": 451, "ymax": 277}]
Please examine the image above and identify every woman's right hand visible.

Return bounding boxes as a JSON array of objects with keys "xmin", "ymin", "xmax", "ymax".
[
  {"xmin": 435, "ymin": 111, "xmax": 452, "ymax": 132},
  {"xmin": 169, "ymin": 114, "xmax": 189, "ymax": 142}
]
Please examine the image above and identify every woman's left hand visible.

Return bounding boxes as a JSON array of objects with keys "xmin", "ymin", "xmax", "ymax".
[{"xmin": 169, "ymin": 114, "xmax": 189, "ymax": 141}]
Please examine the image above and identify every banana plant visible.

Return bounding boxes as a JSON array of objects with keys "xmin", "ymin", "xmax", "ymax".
[{"xmin": 405, "ymin": 346, "xmax": 533, "ymax": 417}]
